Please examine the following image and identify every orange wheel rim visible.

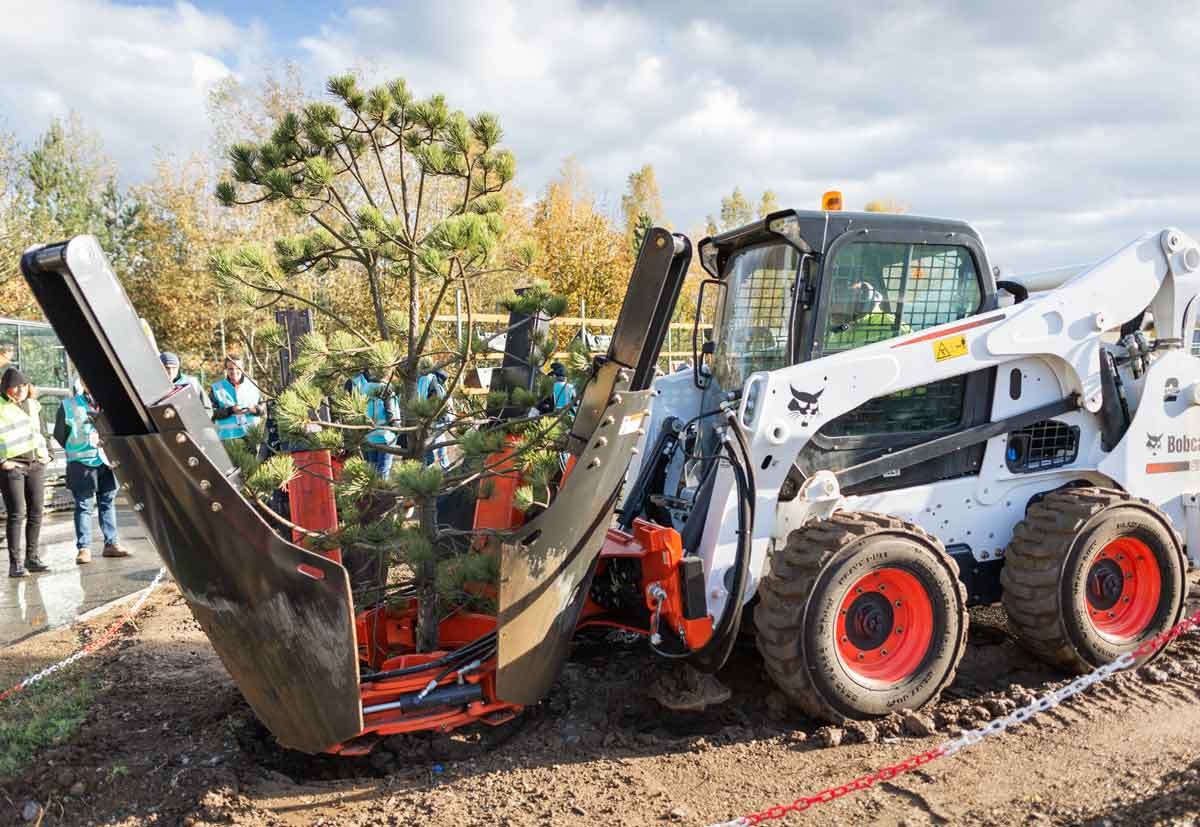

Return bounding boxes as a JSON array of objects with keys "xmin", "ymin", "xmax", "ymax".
[
  {"xmin": 835, "ymin": 567, "xmax": 934, "ymax": 685},
  {"xmin": 1086, "ymin": 537, "xmax": 1161, "ymax": 642}
]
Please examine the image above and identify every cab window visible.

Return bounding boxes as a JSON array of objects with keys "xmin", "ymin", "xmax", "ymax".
[
  {"xmin": 713, "ymin": 243, "xmax": 800, "ymax": 389},
  {"xmin": 820, "ymin": 241, "xmax": 982, "ymax": 436}
]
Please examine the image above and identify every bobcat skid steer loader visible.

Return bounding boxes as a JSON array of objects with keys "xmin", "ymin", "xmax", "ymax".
[{"xmin": 19, "ymin": 208, "xmax": 1199, "ymax": 751}]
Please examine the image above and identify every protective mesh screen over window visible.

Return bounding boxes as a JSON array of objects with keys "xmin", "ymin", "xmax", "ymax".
[
  {"xmin": 820, "ymin": 242, "xmax": 981, "ymax": 437},
  {"xmin": 714, "ymin": 243, "xmax": 799, "ymax": 389}
]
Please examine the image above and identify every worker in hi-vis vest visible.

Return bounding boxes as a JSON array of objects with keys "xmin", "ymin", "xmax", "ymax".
[
  {"xmin": 54, "ymin": 379, "xmax": 130, "ymax": 565},
  {"xmin": 549, "ymin": 362, "xmax": 576, "ymax": 409},
  {"xmin": 824, "ymin": 280, "xmax": 910, "ymax": 350},
  {"xmin": 210, "ymin": 354, "xmax": 265, "ymax": 441},
  {"xmin": 1, "ymin": 367, "xmax": 51, "ymax": 577},
  {"xmin": 417, "ymin": 368, "xmax": 450, "ymax": 468},
  {"xmin": 348, "ymin": 368, "xmax": 401, "ymax": 479},
  {"xmin": 160, "ymin": 351, "xmax": 212, "ymax": 416}
]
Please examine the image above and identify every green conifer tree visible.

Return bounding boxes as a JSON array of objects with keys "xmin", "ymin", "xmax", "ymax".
[{"xmin": 213, "ymin": 74, "xmax": 574, "ymax": 650}]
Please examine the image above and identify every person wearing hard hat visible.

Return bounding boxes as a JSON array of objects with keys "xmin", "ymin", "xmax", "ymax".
[
  {"xmin": 160, "ymin": 352, "xmax": 212, "ymax": 416},
  {"xmin": 54, "ymin": 379, "xmax": 129, "ymax": 565},
  {"xmin": 0, "ymin": 368, "xmax": 52, "ymax": 577},
  {"xmin": 210, "ymin": 355, "xmax": 265, "ymax": 441}
]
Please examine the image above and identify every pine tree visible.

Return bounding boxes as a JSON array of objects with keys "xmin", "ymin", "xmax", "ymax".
[
  {"xmin": 0, "ymin": 117, "xmax": 137, "ymax": 318},
  {"xmin": 630, "ymin": 211, "xmax": 654, "ymax": 257},
  {"xmin": 213, "ymin": 74, "xmax": 569, "ymax": 650}
]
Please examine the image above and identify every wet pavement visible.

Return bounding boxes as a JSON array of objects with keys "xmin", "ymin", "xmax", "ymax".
[{"xmin": 0, "ymin": 506, "xmax": 160, "ymax": 647}]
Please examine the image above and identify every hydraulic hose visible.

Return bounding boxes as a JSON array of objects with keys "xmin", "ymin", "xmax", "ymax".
[
  {"xmin": 360, "ymin": 631, "xmax": 497, "ymax": 684},
  {"xmin": 683, "ymin": 414, "xmax": 756, "ymax": 672}
]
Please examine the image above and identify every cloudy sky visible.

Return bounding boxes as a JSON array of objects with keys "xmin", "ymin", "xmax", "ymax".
[{"xmin": 1, "ymin": 0, "xmax": 1198, "ymax": 271}]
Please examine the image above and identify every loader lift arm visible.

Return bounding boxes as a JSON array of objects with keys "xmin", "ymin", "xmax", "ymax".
[{"xmin": 497, "ymin": 228, "xmax": 691, "ymax": 703}]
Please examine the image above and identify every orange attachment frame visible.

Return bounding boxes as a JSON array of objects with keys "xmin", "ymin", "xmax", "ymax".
[
  {"xmin": 339, "ymin": 602, "xmax": 519, "ymax": 753},
  {"xmin": 592, "ymin": 518, "xmax": 713, "ymax": 649},
  {"xmin": 287, "ymin": 449, "xmax": 342, "ymax": 564}
]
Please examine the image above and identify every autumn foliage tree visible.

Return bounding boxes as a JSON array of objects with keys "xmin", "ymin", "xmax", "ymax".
[{"xmin": 528, "ymin": 159, "xmax": 632, "ymax": 320}]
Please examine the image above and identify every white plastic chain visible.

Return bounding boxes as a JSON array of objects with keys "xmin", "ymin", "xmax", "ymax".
[
  {"xmin": 938, "ymin": 651, "xmax": 1137, "ymax": 756},
  {"xmin": 0, "ymin": 567, "xmax": 166, "ymax": 700}
]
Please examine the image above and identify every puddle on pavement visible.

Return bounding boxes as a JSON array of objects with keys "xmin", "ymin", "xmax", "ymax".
[{"xmin": 0, "ymin": 509, "xmax": 159, "ymax": 646}]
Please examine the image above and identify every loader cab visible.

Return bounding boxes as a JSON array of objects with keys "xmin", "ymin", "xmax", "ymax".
[{"xmin": 697, "ymin": 209, "xmax": 998, "ymax": 492}]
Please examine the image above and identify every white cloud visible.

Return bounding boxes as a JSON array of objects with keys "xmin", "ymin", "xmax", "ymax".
[
  {"xmin": 0, "ymin": 0, "xmax": 265, "ymax": 179},
  {"xmin": 294, "ymin": 0, "xmax": 1200, "ymax": 270},
  {"xmin": 1, "ymin": 0, "xmax": 1196, "ymax": 273}
]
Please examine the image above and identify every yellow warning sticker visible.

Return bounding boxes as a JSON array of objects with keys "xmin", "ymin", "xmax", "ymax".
[{"xmin": 932, "ymin": 334, "xmax": 968, "ymax": 362}]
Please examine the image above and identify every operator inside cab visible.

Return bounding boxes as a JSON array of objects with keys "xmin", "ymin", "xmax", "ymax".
[
  {"xmin": 210, "ymin": 355, "xmax": 265, "ymax": 441},
  {"xmin": 825, "ymin": 280, "xmax": 907, "ymax": 350}
]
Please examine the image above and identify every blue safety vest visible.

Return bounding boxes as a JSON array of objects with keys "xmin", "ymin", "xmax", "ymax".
[
  {"xmin": 417, "ymin": 373, "xmax": 446, "ymax": 401},
  {"xmin": 351, "ymin": 373, "xmax": 399, "ymax": 446},
  {"xmin": 61, "ymin": 394, "xmax": 104, "ymax": 467},
  {"xmin": 552, "ymin": 380, "xmax": 576, "ymax": 409},
  {"xmin": 211, "ymin": 377, "xmax": 262, "ymax": 440},
  {"xmin": 417, "ymin": 373, "xmax": 450, "ymax": 468}
]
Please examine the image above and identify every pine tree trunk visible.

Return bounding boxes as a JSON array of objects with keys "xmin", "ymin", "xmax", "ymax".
[
  {"xmin": 415, "ymin": 496, "xmax": 439, "ymax": 652},
  {"xmin": 366, "ymin": 259, "xmax": 389, "ymax": 340}
]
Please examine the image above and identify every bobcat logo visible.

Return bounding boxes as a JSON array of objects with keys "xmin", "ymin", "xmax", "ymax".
[
  {"xmin": 1146, "ymin": 432, "xmax": 1163, "ymax": 451},
  {"xmin": 788, "ymin": 386, "xmax": 824, "ymax": 427}
]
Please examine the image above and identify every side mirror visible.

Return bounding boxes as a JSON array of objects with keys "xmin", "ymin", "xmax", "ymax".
[{"xmin": 693, "ymin": 280, "xmax": 726, "ymax": 390}]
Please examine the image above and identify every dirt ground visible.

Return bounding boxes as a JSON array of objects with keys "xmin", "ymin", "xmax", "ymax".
[{"xmin": 3, "ymin": 580, "xmax": 1200, "ymax": 827}]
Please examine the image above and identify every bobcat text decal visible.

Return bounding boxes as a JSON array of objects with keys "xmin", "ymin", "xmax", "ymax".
[{"xmin": 1145, "ymin": 431, "xmax": 1200, "ymax": 474}]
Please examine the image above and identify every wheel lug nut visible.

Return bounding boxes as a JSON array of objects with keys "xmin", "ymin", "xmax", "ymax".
[
  {"xmin": 857, "ymin": 653, "xmax": 864, "ymax": 660},
  {"xmin": 895, "ymin": 628, "xmax": 903, "ymax": 635},
  {"xmin": 895, "ymin": 600, "xmax": 903, "ymax": 607},
  {"xmin": 880, "ymin": 649, "xmax": 888, "ymax": 656}
]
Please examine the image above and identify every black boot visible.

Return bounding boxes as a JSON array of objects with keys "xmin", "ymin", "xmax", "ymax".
[
  {"xmin": 7, "ymin": 547, "xmax": 25, "ymax": 577},
  {"xmin": 25, "ymin": 555, "xmax": 49, "ymax": 573}
]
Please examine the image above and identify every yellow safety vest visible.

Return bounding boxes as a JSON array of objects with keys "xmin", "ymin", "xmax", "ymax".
[{"xmin": 0, "ymin": 399, "xmax": 37, "ymax": 460}]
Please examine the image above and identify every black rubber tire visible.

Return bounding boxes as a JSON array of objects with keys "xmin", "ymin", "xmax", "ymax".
[
  {"xmin": 1001, "ymin": 487, "xmax": 1186, "ymax": 673},
  {"xmin": 754, "ymin": 512, "xmax": 969, "ymax": 722}
]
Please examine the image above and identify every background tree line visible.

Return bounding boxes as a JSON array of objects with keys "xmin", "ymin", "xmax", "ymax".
[
  {"xmin": 0, "ymin": 64, "xmax": 905, "ymax": 384},
  {"xmin": 0, "ymin": 68, "xmax": 696, "ymax": 384}
]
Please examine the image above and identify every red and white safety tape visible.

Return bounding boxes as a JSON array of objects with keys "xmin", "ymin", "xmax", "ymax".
[
  {"xmin": 0, "ymin": 567, "xmax": 167, "ymax": 704},
  {"xmin": 706, "ymin": 607, "xmax": 1200, "ymax": 826}
]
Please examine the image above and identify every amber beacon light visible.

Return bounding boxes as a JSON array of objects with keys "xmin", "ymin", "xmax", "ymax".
[{"xmin": 821, "ymin": 190, "xmax": 843, "ymax": 211}]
